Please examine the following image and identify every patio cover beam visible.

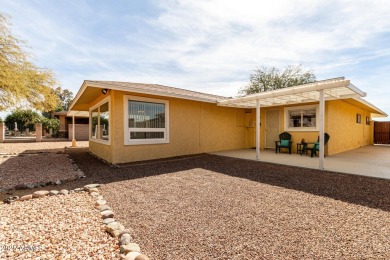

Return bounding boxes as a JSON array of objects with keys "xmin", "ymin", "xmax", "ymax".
[
  {"xmin": 67, "ymin": 110, "xmax": 90, "ymax": 117},
  {"xmin": 217, "ymin": 78, "xmax": 369, "ymax": 108}
]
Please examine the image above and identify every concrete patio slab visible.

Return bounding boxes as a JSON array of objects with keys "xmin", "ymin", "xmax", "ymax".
[{"xmin": 210, "ymin": 145, "xmax": 390, "ymax": 179}]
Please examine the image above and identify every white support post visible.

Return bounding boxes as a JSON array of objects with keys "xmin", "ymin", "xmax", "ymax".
[
  {"xmin": 256, "ymin": 99, "xmax": 261, "ymax": 161},
  {"xmin": 319, "ymin": 89, "xmax": 325, "ymax": 169},
  {"xmin": 71, "ymin": 115, "xmax": 77, "ymax": 147}
]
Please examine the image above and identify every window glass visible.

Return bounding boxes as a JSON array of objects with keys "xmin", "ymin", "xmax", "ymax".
[
  {"xmin": 130, "ymin": 132, "xmax": 165, "ymax": 139},
  {"xmin": 356, "ymin": 114, "xmax": 362, "ymax": 124},
  {"xmin": 287, "ymin": 107, "xmax": 317, "ymax": 129},
  {"xmin": 128, "ymin": 101, "xmax": 165, "ymax": 129},
  {"xmin": 302, "ymin": 109, "xmax": 316, "ymax": 127},
  {"xmin": 289, "ymin": 110, "xmax": 301, "ymax": 127},
  {"xmin": 91, "ymin": 108, "xmax": 98, "ymax": 139},
  {"xmin": 99, "ymin": 102, "xmax": 109, "ymax": 141},
  {"xmin": 127, "ymin": 99, "xmax": 167, "ymax": 142}
]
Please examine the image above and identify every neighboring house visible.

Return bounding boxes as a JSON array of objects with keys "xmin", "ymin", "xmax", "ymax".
[
  {"xmin": 69, "ymin": 77, "xmax": 387, "ymax": 164},
  {"xmin": 53, "ymin": 111, "xmax": 89, "ymax": 140}
]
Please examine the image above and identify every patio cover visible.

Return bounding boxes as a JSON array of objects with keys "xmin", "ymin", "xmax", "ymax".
[
  {"xmin": 217, "ymin": 77, "xmax": 387, "ymax": 170},
  {"xmin": 66, "ymin": 110, "xmax": 89, "ymax": 147},
  {"xmin": 66, "ymin": 111, "xmax": 89, "ymax": 117},
  {"xmin": 219, "ymin": 78, "xmax": 365, "ymax": 108}
]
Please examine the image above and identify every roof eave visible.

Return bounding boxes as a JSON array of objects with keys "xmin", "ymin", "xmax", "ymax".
[
  {"xmin": 87, "ymin": 81, "xmax": 222, "ymax": 103},
  {"xmin": 69, "ymin": 81, "xmax": 223, "ymax": 112},
  {"xmin": 353, "ymin": 97, "xmax": 388, "ymax": 117},
  {"xmin": 68, "ymin": 80, "xmax": 88, "ymax": 111}
]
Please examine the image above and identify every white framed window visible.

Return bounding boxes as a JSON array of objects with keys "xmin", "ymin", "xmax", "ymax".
[
  {"xmin": 124, "ymin": 95, "xmax": 169, "ymax": 145},
  {"xmin": 89, "ymin": 96, "xmax": 110, "ymax": 145},
  {"xmin": 284, "ymin": 105, "xmax": 319, "ymax": 131}
]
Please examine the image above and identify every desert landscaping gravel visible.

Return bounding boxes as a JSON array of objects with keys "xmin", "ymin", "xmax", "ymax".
[
  {"xmin": 0, "ymin": 141, "xmax": 88, "ymax": 191},
  {"xmin": 0, "ymin": 141, "xmax": 88, "ymax": 155},
  {"xmin": 2, "ymin": 143, "xmax": 390, "ymax": 259},
  {"xmin": 100, "ymin": 171, "xmax": 390, "ymax": 258},
  {"xmin": 0, "ymin": 153, "xmax": 80, "ymax": 190},
  {"xmin": 97, "ymin": 154, "xmax": 390, "ymax": 259},
  {"xmin": 0, "ymin": 192, "xmax": 119, "ymax": 259}
]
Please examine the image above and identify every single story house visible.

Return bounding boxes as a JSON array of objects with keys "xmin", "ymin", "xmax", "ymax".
[
  {"xmin": 53, "ymin": 111, "xmax": 89, "ymax": 140},
  {"xmin": 69, "ymin": 77, "xmax": 387, "ymax": 167}
]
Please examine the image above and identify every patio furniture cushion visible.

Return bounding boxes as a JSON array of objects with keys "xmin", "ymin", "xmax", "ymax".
[
  {"xmin": 280, "ymin": 139, "xmax": 289, "ymax": 146},
  {"xmin": 275, "ymin": 132, "xmax": 293, "ymax": 154},
  {"xmin": 305, "ymin": 134, "xmax": 330, "ymax": 157}
]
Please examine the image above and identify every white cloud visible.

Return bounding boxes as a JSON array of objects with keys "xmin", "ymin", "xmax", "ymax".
[
  {"xmin": 150, "ymin": 0, "xmax": 390, "ymax": 65},
  {"xmin": 2, "ymin": 0, "xmax": 390, "ymax": 116}
]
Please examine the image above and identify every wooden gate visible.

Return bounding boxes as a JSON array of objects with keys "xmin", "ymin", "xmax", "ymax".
[{"xmin": 374, "ymin": 121, "xmax": 390, "ymax": 144}]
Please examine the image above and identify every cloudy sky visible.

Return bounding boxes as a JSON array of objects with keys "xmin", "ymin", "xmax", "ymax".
[{"xmin": 1, "ymin": 0, "xmax": 390, "ymax": 118}]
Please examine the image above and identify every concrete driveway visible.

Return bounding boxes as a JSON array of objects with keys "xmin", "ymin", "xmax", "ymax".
[{"xmin": 210, "ymin": 145, "xmax": 390, "ymax": 179}]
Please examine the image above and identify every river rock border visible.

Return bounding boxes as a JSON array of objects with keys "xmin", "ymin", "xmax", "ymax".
[{"xmin": 2, "ymin": 184, "xmax": 149, "ymax": 260}]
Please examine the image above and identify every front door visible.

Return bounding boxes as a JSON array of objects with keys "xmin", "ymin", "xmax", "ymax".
[{"xmin": 265, "ymin": 109, "xmax": 280, "ymax": 148}]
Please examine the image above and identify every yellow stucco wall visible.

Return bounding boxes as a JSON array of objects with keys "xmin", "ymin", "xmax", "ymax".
[
  {"xmin": 86, "ymin": 89, "xmax": 374, "ymax": 163},
  {"xmin": 244, "ymin": 100, "xmax": 373, "ymax": 155},
  {"xmin": 326, "ymin": 100, "xmax": 372, "ymax": 155},
  {"xmin": 90, "ymin": 90, "xmax": 247, "ymax": 164},
  {"xmin": 89, "ymin": 141, "xmax": 113, "ymax": 162}
]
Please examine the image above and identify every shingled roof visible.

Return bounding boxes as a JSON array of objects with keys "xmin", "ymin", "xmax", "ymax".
[{"xmin": 84, "ymin": 80, "xmax": 228, "ymax": 103}]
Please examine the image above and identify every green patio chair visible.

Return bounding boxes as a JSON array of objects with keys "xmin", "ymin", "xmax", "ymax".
[
  {"xmin": 305, "ymin": 133, "xmax": 330, "ymax": 157},
  {"xmin": 275, "ymin": 132, "xmax": 293, "ymax": 154}
]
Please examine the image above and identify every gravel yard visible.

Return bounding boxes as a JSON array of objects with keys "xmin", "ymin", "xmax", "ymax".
[
  {"xmin": 0, "ymin": 192, "xmax": 119, "ymax": 259},
  {"xmin": 56, "ymin": 150, "xmax": 390, "ymax": 259},
  {"xmin": 0, "ymin": 142, "xmax": 88, "ymax": 191},
  {"xmin": 2, "ymin": 145, "xmax": 390, "ymax": 259},
  {"xmin": 0, "ymin": 153, "xmax": 80, "ymax": 190},
  {"xmin": 0, "ymin": 141, "xmax": 88, "ymax": 154}
]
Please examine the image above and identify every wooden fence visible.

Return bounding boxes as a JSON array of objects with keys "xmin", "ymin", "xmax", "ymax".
[{"xmin": 374, "ymin": 121, "xmax": 390, "ymax": 144}]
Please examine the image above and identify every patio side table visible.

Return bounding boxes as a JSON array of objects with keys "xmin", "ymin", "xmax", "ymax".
[{"xmin": 296, "ymin": 143, "xmax": 307, "ymax": 155}]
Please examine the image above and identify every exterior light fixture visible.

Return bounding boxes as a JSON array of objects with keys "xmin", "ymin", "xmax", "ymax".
[{"xmin": 102, "ymin": 89, "xmax": 108, "ymax": 95}]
